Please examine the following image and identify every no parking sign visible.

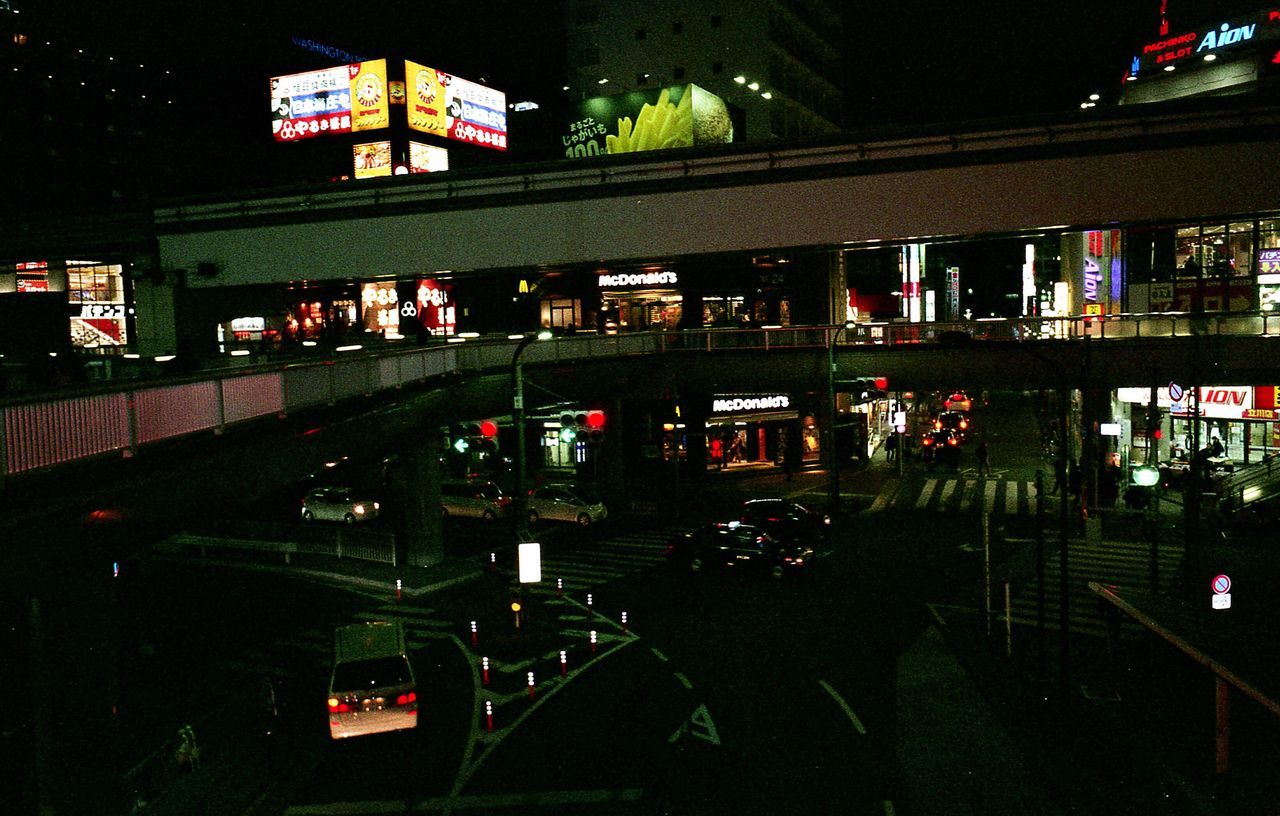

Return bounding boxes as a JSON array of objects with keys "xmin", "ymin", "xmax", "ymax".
[{"xmin": 1212, "ymin": 573, "xmax": 1231, "ymax": 610}]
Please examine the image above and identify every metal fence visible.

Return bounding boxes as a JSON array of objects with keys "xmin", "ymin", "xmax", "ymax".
[{"xmin": 6, "ymin": 312, "xmax": 1280, "ymax": 481}]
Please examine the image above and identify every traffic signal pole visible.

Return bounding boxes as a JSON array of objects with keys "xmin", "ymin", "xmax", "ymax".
[{"xmin": 826, "ymin": 326, "xmax": 841, "ymax": 513}]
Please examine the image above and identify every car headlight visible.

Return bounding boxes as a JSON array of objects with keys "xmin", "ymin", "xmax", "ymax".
[{"xmin": 354, "ymin": 504, "xmax": 365, "ymax": 514}]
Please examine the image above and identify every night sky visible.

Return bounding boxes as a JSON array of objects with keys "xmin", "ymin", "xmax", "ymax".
[{"xmin": 19, "ymin": 1, "xmax": 1175, "ymax": 195}]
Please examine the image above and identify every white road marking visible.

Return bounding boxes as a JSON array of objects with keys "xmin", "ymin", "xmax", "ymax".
[
  {"xmin": 915, "ymin": 479, "xmax": 938, "ymax": 509},
  {"xmin": 959, "ymin": 480, "xmax": 976, "ymax": 511},
  {"xmin": 1004, "ymin": 481, "xmax": 1018, "ymax": 515},
  {"xmin": 650, "ymin": 647, "xmax": 669, "ymax": 662},
  {"xmin": 673, "ymin": 672, "xmax": 693, "ymax": 689},
  {"xmin": 938, "ymin": 479, "xmax": 956, "ymax": 505},
  {"xmin": 818, "ymin": 679, "xmax": 867, "ymax": 735},
  {"xmin": 983, "ymin": 480, "xmax": 998, "ymax": 514}
]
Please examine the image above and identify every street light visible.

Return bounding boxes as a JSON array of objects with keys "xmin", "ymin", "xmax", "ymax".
[{"xmin": 512, "ymin": 330, "xmax": 553, "ymax": 539}]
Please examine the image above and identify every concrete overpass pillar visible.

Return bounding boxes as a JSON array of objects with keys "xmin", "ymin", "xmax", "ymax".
[
  {"xmin": 681, "ymin": 392, "xmax": 708, "ymax": 481},
  {"xmin": 602, "ymin": 396, "xmax": 626, "ymax": 504},
  {"xmin": 397, "ymin": 425, "xmax": 444, "ymax": 568}
]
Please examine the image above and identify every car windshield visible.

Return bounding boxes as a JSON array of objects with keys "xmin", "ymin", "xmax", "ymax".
[
  {"xmin": 332, "ymin": 656, "xmax": 412, "ymax": 691},
  {"xmin": 553, "ymin": 485, "xmax": 599, "ymax": 504},
  {"xmin": 474, "ymin": 483, "xmax": 503, "ymax": 499}
]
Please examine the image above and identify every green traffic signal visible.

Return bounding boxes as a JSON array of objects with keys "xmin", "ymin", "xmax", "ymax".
[
  {"xmin": 559, "ymin": 427, "xmax": 577, "ymax": 443},
  {"xmin": 453, "ymin": 437, "xmax": 471, "ymax": 453}
]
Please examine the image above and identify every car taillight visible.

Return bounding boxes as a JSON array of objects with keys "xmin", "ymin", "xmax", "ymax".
[
  {"xmin": 922, "ymin": 437, "xmax": 933, "ymax": 446},
  {"xmin": 395, "ymin": 692, "xmax": 417, "ymax": 706},
  {"xmin": 948, "ymin": 437, "xmax": 958, "ymax": 446},
  {"xmin": 328, "ymin": 697, "xmax": 350, "ymax": 713},
  {"xmin": 496, "ymin": 497, "xmax": 512, "ymax": 507},
  {"xmin": 959, "ymin": 420, "xmax": 968, "ymax": 429}
]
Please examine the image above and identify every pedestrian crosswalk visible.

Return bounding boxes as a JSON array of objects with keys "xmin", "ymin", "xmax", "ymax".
[
  {"xmin": 894, "ymin": 477, "xmax": 1043, "ymax": 515},
  {"xmin": 1000, "ymin": 538, "xmax": 1184, "ymax": 639},
  {"xmin": 213, "ymin": 602, "xmax": 454, "ymax": 682},
  {"xmin": 523, "ymin": 528, "xmax": 675, "ymax": 596}
]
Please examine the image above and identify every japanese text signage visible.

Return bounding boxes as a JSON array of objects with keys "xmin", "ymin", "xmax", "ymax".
[
  {"xmin": 271, "ymin": 60, "xmax": 388, "ymax": 142},
  {"xmin": 405, "ymin": 60, "xmax": 507, "ymax": 151},
  {"xmin": 416, "ymin": 279, "xmax": 456, "ymax": 336}
]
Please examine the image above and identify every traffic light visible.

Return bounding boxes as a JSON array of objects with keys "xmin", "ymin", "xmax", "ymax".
[
  {"xmin": 454, "ymin": 420, "xmax": 499, "ymax": 454},
  {"xmin": 585, "ymin": 409, "xmax": 605, "ymax": 445}
]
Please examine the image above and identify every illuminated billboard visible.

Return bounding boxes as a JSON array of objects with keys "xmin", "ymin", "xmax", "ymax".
[
  {"xmin": 409, "ymin": 141, "xmax": 449, "ymax": 173},
  {"xmin": 563, "ymin": 84, "xmax": 735, "ymax": 159},
  {"xmin": 405, "ymin": 60, "xmax": 507, "ymax": 151},
  {"xmin": 271, "ymin": 59, "xmax": 388, "ymax": 142},
  {"xmin": 416, "ymin": 279, "xmax": 455, "ymax": 335},
  {"xmin": 361, "ymin": 282, "xmax": 399, "ymax": 332},
  {"xmin": 353, "ymin": 141, "xmax": 393, "ymax": 179}
]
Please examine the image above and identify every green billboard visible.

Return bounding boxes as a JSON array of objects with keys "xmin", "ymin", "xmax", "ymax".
[{"xmin": 562, "ymin": 84, "xmax": 736, "ymax": 159}]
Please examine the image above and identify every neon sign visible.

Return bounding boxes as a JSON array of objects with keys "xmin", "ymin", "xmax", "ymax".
[
  {"xmin": 1198, "ymin": 22, "xmax": 1256, "ymax": 53},
  {"xmin": 597, "ymin": 271, "xmax": 678, "ymax": 288}
]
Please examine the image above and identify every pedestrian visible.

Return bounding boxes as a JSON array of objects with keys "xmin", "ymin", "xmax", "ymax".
[
  {"xmin": 885, "ymin": 433, "xmax": 898, "ymax": 462},
  {"xmin": 175, "ymin": 725, "xmax": 201, "ymax": 773},
  {"xmin": 976, "ymin": 439, "xmax": 991, "ymax": 476},
  {"xmin": 1050, "ymin": 457, "xmax": 1066, "ymax": 495},
  {"xmin": 1210, "ymin": 436, "xmax": 1224, "ymax": 458}
]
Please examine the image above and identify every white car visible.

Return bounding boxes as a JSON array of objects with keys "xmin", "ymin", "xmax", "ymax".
[
  {"xmin": 527, "ymin": 484, "xmax": 608, "ymax": 526},
  {"xmin": 302, "ymin": 487, "xmax": 380, "ymax": 523}
]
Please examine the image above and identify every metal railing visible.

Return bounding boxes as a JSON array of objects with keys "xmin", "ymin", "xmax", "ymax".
[{"xmin": 6, "ymin": 311, "xmax": 1280, "ymax": 481}]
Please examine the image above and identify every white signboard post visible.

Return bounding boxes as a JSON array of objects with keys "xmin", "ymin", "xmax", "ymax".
[{"xmin": 518, "ymin": 542, "xmax": 542, "ymax": 584}]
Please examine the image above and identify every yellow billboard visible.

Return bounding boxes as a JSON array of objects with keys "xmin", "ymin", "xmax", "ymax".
[
  {"xmin": 353, "ymin": 141, "xmax": 392, "ymax": 179},
  {"xmin": 406, "ymin": 60, "xmax": 447, "ymax": 137},
  {"xmin": 350, "ymin": 59, "xmax": 389, "ymax": 132}
]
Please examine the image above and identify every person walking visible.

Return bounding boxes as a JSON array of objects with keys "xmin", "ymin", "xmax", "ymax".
[{"xmin": 976, "ymin": 439, "xmax": 992, "ymax": 476}]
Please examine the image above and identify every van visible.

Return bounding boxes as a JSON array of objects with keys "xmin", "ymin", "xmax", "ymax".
[
  {"xmin": 327, "ymin": 621, "xmax": 417, "ymax": 740},
  {"xmin": 440, "ymin": 479, "xmax": 511, "ymax": 521}
]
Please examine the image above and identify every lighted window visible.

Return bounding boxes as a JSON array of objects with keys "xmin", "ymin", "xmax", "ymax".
[{"xmin": 12, "ymin": 32, "xmax": 28, "ymax": 45}]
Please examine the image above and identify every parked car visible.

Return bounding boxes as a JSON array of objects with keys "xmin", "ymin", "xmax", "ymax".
[
  {"xmin": 302, "ymin": 487, "xmax": 380, "ymax": 524},
  {"xmin": 739, "ymin": 498, "xmax": 830, "ymax": 545},
  {"xmin": 440, "ymin": 479, "xmax": 511, "ymax": 521},
  {"xmin": 528, "ymin": 483, "xmax": 608, "ymax": 526},
  {"xmin": 666, "ymin": 522, "xmax": 814, "ymax": 580}
]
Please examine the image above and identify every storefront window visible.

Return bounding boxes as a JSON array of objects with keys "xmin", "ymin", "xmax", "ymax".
[
  {"xmin": 67, "ymin": 262, "xmax": 127, "ymax": 347},
  {"xmin": 1228, "ymin": 221, "xmax": 1253, "ymax": 278},
  {"xmin": 541, "ymin": 298, "xmax": 580, "ymax": 330},
  {"xmin": 1260, "ymin": 219, "xmax": 1280, "ymax": 251}
]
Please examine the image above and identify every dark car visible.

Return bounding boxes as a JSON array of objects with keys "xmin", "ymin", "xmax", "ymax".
[
  {"xmin": 933, "ymin": 411, "xmax": 972, "ymax": 442},
  {"xmin": 921, "ymin": 429, "xmax": 961, "ymax": 469},
  {"xmin": 666, "ymin": 522, "xmax": 814, "ymax": 580},
  {"xmin": 739, "ymin": 498, "xmax": 831, "ymax": 545}
]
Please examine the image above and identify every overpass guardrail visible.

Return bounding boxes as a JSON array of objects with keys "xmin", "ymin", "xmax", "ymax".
[{"xmin": 4, "ymin": 311, "xmax": 1280, "ymax": 482}]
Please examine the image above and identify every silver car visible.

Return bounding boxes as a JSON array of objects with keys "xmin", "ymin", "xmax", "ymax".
[
  {"xmin": 527, "ymin": 483, "xmax": 608, "ymax": 526},
  {"xmin": 440, "ymin": 480, "xmax": 512, "ymax": 521},
  {"xmin": 302, "ymin": 487, "xmax": 380, "ymax": 524}
]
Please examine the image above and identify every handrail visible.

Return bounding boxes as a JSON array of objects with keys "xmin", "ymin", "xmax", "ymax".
[{"xmin": 5, "ymin": 311, "xmax": 1280, "ymax": 481}]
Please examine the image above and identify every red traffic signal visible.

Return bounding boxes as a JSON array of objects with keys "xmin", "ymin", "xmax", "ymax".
[
  {"xmin": 1153, "ymin": 429, "xmax": 1163, "ymax": 440},
  {"xmin": 586, "ymin": 410, "xmax": 605, "ymax": 429},
  {"xmin": 874, "ymin": 376, "xmax": 889, "ymax": 390},
  {"xmin": 479, "ymin": 419, "xmax": 499, "ymax": 438}
]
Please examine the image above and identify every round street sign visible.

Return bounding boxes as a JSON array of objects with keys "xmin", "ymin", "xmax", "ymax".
[
  {"xmin": 1168, "ymin": 382, "xmax": 1184, "ymax": 402},
  {"xmin": 1212, "ymin": 574, "xmax": 1231, "ymax": 595}
]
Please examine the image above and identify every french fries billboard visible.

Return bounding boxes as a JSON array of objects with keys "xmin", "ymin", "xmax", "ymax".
[{"xmin": 562, "ymin": 84, "xmax": 735, "ymax": 159}]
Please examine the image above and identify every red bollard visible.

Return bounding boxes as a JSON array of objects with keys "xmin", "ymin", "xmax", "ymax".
[
  {"xmin": 485, "ymin": 700, "xmax": 493, "ymax": 732},
  {"xmin": 527, "ymin": 671, "xmax": 535, "ymax": 700},
  {"xmin": 560, "ymin": 650, "xmax": 567, "ymax": 677},
  {"xmin": 589, "ymin": 630, "xmax": 597, "ymax": 655},
  {"xmin": 587, "ymin": 593, "xmax": 594, "ymax": 619},
  {"xmin": 556, "ymin": 577, "xmax": 563, "ymax": 598},
  {"xmin": 488, "ymin": 552, "xmax": 497, "ymax": 573},
  {"xmin": 396, "ymin": 578, "xmax": 403, "ymax": 601},
  {"xmin": 621, "ymin": 611, "xmax": 628, "ymax": 635},
  {"xmin": 470, "ymin": 620, "xmax": 478, "ymax": 647},
  {"xmin": 481, "ymin": 656, "xmax": 490, "ymax": 685}
]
